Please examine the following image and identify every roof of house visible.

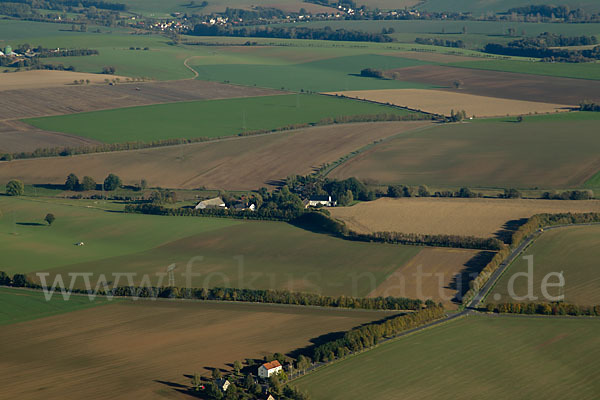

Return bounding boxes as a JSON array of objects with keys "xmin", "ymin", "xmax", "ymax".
[
  {"xmin": 309, "ymin": 195, "xmax": 330, "ymax": 201},
  {"xmin": 261, "ymin": 360, "xmax": 282, "ymax": 370},
  {"xmin": 199, "ymin": 197, "xmax": 224, "ymax": 206}
]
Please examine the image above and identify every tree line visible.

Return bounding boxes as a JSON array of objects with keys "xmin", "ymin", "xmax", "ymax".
[
  {"xmin": 0, "ymin": 274, "xmax": 427, "ymax": 311},
  {"xmin": 486, "ymin": 302, "xmax": 600, "ymax": 317},
  {"xmin": 462, "ymin": 212, "xmax": 600, "ymax": 306},
  {"xmin": 484, "ymin": 33, "xmax": 600, "ymax": 62},
  {"xmin": 0, "ymin": 112, "xmax": 429, "ymax": 162},
  {"xmin": 580, "ymin": 100, "xmax": 600, "ymax": 112},
  {"xmin": 0, "ymin": 0, "xmax": 127, "ymax": 12},
  {"xmin": 191, "ymin": 24, "xmax": 394, "ymax": 43},
  {"xmin": 311, "ymin": 306, "xmax": 445, "ymax": 362},
  {"xmin": 415, "ymin": 37, "xmax": 466, "ymax": 48}
]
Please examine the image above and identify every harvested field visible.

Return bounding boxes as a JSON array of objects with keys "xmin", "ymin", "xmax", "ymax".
[
  {"xmin": 0, "ymin": 70, "xmax": 129, "ymax": 91},
  {"xmin": 0, "ymin": 120, "xmax": 101, "ymax": 153},
  {"xmin": 328, "ymin": 89, "xmax": 569, "ymax": 117},
  {"xmin": 0, "ymin": 121, "xmax": 430, "ymax": 190},
  {"xmin": 388, "ymin": 65, "xmax": 600, "ymax": 105},
  {"xmin": 0, "ymin": 79, "xmax": 282, "ymax": 120},
  {"xmin": 328, "ymin": 119, "xmax": 600, "ymax": 189},
  {"xmin": 330, "ymin": 198, "xmax": 600, "ymax": 238},
  {"xmin": 368, "ymin": 247, "xmax": 487, "ymax": 308},
  {"xmin": 0, "ymin": 298, "xmax": 389, "ymax": 399}
]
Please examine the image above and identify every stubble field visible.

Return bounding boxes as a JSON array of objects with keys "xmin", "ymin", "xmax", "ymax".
[
  {"xmin": 329, "ymin": 89, "xmax": 569, "ymax": 117},
  {"xmin": 330, "ymin": 197, "xmax": 600, "ymax": 238}
]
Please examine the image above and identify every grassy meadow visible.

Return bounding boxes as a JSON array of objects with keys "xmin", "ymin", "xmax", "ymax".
[
  {"xmin": 294, "ymin": 315, "xmax": 600, "ymax": 400},
  {"xmin": 417, "ymin": 0, "xmax": 600, "ymax": 13},
  {"xmin": 23, "ymin": 94, "xmax": 416, "ymax": 143},
  {"xmin": 0, "ymin": 196, "xmax": 422, "ymax": 297},
  {"xmin": 329, "ymin": 113, "xmax": 600, "ymax": 189},
  {"xmin": 0, "ymin": 287, "xmax": 114, "ymax": 326},
  {"xmin": 488, "ymin": 225, "xmax": 600, "ymax": 306}
]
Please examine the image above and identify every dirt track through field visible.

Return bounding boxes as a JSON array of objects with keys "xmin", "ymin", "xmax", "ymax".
[
  {"xmin": 331, "ymin": 197, "xmax": 600, "ymax": 238},
  {"xmin": 0, "ymin": 121, "xmax": 430, "ymax": 190},
  {"xmin": 0, "ymin": 299, "xmax": 387, "ymax": 399},
  {"xmin": 388, "ymin": 64, "xmax": 600, "ymax": 105}
]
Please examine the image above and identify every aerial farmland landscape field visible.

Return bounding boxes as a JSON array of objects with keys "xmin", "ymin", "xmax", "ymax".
[{"xmin": 1, "ymin": 0, "xmax": 599, "ymax": 399}]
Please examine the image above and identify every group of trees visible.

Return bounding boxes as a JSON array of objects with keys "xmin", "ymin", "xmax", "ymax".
[
  {"xmin": 415, "ymin": 37, "xmax": 466, "ymax": 48},
  {"xmin": 349, "ymin": 230, "xmax": 505, "ymax": 250},
  {"xmin": 484, "ymin": 33, "xmax": 600, "ymax": 62},
  {"xmin": 5, "ymin": 179, "xmax": 25, "ymax": 196},
  {"xmin": 62, "ymin": 173, "xmax": 121, "ymax": 191},
  {"xmin": 486, "ymin": 302, "xmax": 600, "ymax": 316},
  {"xmin": 360, "ymin": 67, "xmax": 385, "ymax": 79},
  {"xmin": 580, "ymin": 100, "xmax": 600, "ymax": 112},
  {"xmin": 2, "ymin": 0, "xmax": 127, "ymax": 12},
  {"xmin": 506, "ymin": 5, "xmax": 598, "ymax": 22},
  {"xmin": 542, "ymin": 190, "xmax": 594, "ymax": 200},
  {"xmin": 387, "ymin": 185, "xmax": 483, "ymax": 199},
  {"xmin": 287, "ymin": 175, "xmax": 377, "ymax": 204},
  {"xmin": 191, "ymin": 25, "xmax": 394, "ymax": 43}
]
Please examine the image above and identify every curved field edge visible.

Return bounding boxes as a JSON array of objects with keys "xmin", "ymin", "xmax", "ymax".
[
  {"xmin": 294, "ymin": 315, "xmax": 600, "ymax": 400},
  {"xmin": 21, "ymin": 94, "xmax": 417, "ymax": 144}
]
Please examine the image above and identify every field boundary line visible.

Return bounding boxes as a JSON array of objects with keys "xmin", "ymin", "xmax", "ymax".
[{"xmin": 320, "ymin": 122, "xmax": 436, "ymax": 177}]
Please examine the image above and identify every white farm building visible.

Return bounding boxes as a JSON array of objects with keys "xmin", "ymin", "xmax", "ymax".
[{"xmin": 258, "ymin": 360, "xmax": 282, "ymax": 379}]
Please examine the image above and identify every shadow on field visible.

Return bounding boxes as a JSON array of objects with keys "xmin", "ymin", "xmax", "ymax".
[
  {"xmin": 494, "ymin": 218, "xmax": 529, "ymax": 244},
  {"xmin": 16, "ymin": 222, "xmax": 45, "ymax": 226},
  {"xmin": 448, "ymin": 250, "xmax": 496, "ymax": 304},
  {"xmin": 154, "ymin": 379, "xmax": 207, "ymax": 399}
]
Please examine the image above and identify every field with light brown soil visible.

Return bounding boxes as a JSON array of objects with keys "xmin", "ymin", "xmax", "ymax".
[
  {"xmin": 0, "ymin": 121, "xmax": 429, "ymax": 190},
  {"xmin": 330, "ymin": 197, "xmax": 600, "ymax": 238},
  {"xmin": 0, "ymin": 70, "xmax": 129, "ymax": 91},
  {"xmin": 388, "ymin": 65, "xmax": 600, "ymax": 104},
  {"xmin": 368, "ymin": 247, "xmax": 488, "ymax": 308},
  {"xmin": 0, "ymin": 298, "xmax": 389, "ymax": 400},
  {"xmin": 328, "ymin": 89, "xmax": 569, "ymax": 117}
]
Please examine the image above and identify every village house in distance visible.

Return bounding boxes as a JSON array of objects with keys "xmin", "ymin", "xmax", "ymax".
[{"xmin": 258, "ymin": 360, "xmax": 283, "ymax": 379}]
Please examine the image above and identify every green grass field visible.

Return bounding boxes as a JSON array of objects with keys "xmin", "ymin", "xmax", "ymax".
[
  {"xmin": 488, "ymin": 225, "xmax": 600, "ymax": 306},
  {"xmin": 190, "ymin": 53, "xmax": 435, "ymax": 92},
  {"xmin": 0, "ymin": 287, "xmax": 114, "ymax": 326},
  {"xmin": 0, "ymin": 197, "xmax": 421, "ymax": 297},
  {"xmin": 295, "ymin": 315, "xmax": 600, "ymax": 400},
  {"xmin": 329, "ymin": 114, "xmax": 600, "ymax": 189},
  {"xmin": 417, "ymin": 0, "xmax": 600, "ymax": 13},
  {"xmin": 24, "ymin": 94, "xmax": 416, "ymax": 143}
]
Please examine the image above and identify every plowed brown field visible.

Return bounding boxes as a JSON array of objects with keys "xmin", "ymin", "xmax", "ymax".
[
  {"xmin": 0, "ymin": 121, "xmax": 430, "ymax": 190},
  {"xmin": 388, "ymin": 65, "xmax": 600, "ymax": 105},
  {"xmin": 0, "ymin": 299, "xmax": 388, "ymax": 399}
]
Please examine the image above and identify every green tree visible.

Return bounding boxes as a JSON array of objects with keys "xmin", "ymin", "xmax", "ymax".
[
  {"xmin": 65, "ymin": 173, "xmax": 79, "ymax": 191},
  {"xmin": 11, "ymin": 274, "xmax": 28, "ymax": 287},
  {"xmin": 44, "ymin": 213, "xmax": 55, "ymax": 226},
  {"xmin": 418, "ymin": 185, "xmax": 430, "ymax": 197},
  {"xmin": 0, "ymin": 271, "xmax": 10, "ymax": 286},
  {"xmin": 81, "ymin": 176, "xmax": 97, "ymax": 191},
  {"xmin": 337, "ymin": 189, "xmax": 354, "ymax": 206},
  {"xmin": 6, "ymin": 179, "xmax": 24, "ymax": 196},
  {"xmin": 190, "ymin": 372, "xmax": 202, "ymax": 391},
  {"xmin": 233, "ymin": 360, "xmax": 243, "ymax": 374},
  {"xmin": 140, "ymin": 179, "xmax": 148, "ymax": 190},
  {"xmin": 103, "ymin": 173, "xmax": 122, "ymax": 191},
  {"xmin": 211, "ymin": 368, "xmax": 222, "ymax": 380}
]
